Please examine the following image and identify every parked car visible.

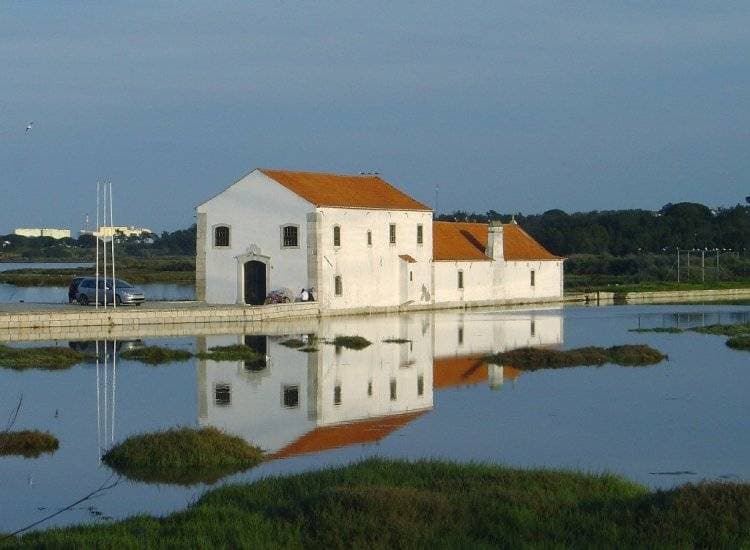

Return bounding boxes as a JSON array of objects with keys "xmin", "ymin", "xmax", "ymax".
[
  {"xmin": 68, "ymin": 277, "xmax": 85, "ymax": 303},
  {"xmin": 74, "ymin": 277, "xmax": 145, "ymax": 306}
]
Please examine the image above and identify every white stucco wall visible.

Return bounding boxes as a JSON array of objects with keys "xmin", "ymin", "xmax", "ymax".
[
  {"xmin": 501, "ymin": 260, "xmax": 564, "ymax": 301},
  {"xmin": 315, "ymin": 208, "xmax": 434, "ymax": 310},
  {"xmin": 433, "ymin": 260, "xmax": 494, "ymax": 304},
  {"xmin": 197, "ymin": 170, "xmax": 313, "ymax": 304}
]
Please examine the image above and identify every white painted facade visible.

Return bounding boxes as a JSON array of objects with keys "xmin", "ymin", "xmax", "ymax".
[
  {"xmin": 197, "ymin": 169, "xmax": 564, "ymax": 310},
  {"xmin": 14, "ymin": 228, "xmax": 71, "ymax": 239}
]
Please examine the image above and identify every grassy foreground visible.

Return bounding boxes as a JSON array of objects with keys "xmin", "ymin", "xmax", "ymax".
[
  {"xmin": 0, "ymin": 345, "xmax": 89, "ymax": 371},
  {"xmin": 487, "ymin": 344, "xmax": 666, "ymax": 370},
  {"xmin": 0, "ymin": 430, "xmax": 59, "ymax": 458},
  {"xmin": 102, "ymin": 427, "xmax": 262, "ymax": 486},
  {"xmin": 7, "ymin": 458, "xmax": 750, "ymax": 548}
]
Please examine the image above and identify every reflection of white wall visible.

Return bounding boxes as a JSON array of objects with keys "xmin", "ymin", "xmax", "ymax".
[{"xmin": 198, "ymin": 307, "xmax": 563, "ymax": 455}]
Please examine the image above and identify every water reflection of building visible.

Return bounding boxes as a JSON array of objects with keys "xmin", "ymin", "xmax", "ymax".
[{"xmin": 198, "ymin": 309, "xmax": 563, "ymax": 457}]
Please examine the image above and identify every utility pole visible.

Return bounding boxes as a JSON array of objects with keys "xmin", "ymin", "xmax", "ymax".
[
  {"xmin": 677, "ymin": 249, "xmax": 680, "ymax": 283},
  {"xmin": 701, "ymin": 250, "xmax": 705, "ymax": 283}
]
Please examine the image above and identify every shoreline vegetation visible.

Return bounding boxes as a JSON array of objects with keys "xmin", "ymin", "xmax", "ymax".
[
  {"xmin": 487, "ymin": 344, "xmax": 666, "ymax": 370},
  {"xmin": 6, "ymin": 458, "xmax": 750, "ymax": 547},
  {"xmin": 102, "ymin": 427, "xmax": 262, "ymax": 486},
  {"xmin": 629, "ymin": 322, "xmax": 750, "ymax": 351},
  {"xmin": 0, "ymin": 430, "xmax": 59, "ymax": 458}
]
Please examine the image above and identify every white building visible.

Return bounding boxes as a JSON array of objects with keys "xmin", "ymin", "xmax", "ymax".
[
  {"xmin": 14, "ymin": 228, "xmax": 71, "ymax": 239},
  {"xmin": 80, "ymin": 226, "xmax": 153, "ymax": 238},
  {"xmin": 196, "ymin": 168, "xmax": 563, "ymax": 311}
]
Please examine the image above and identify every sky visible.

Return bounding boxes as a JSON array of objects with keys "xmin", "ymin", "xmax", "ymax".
[{"xmin": 1, "ymin": 2, "xmax": 748, "ymax": 233}]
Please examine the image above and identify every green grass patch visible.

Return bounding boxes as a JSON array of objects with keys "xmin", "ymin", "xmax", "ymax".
[
  {"xmin": 382, "ymin": 338, "xmax": 412, "ymax": 343},
  {"xmin": 102, "ymin": 427, "xmax": 262, "ymax": 486},
  {"xmin": 119, "ymin": 346, "xmax": 193, "ymax": 365},
  {"xmin": 487, "ymin": 344, "xmax": 666, "ymax": 370},
  {"xmin": 0, "ymin": 344, "xmax": 88, "ymax": 371},
  {"xmin": 279, "ymin": 339, "xmax": 306, "ymax": 348},
  {"xmin": 629, "ymin": 327, "xmax": 684, "ymax": 334},
  {"xmin": 0, "ymin": 430, "xmax": 59, "ymax": 458},
  {"xmin": 330, "ymin": 336, "xmax": 372, "ymax": 350},
  {"xmin": 691, "ymin": 322, "xmax": 750, "ymax": 337},
  {"xmin": 196, "ymin": 345, "xmax": 263, "ymax": 362},
  {"xmin": 298, "ymin": 346, "xmax": 318, "ymax": 353},
  {"xmin": 727, "ymin": 335, "xmax": 750, "ymax": 351},
  {"xmin": 9, "ymin": 458, "xmax": 750, "ymax": 547}
]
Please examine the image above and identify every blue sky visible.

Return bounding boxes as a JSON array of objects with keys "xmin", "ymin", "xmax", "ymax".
[{"xmin": 1, "ymin": 2, "xmax": 748, "ymax": 233}]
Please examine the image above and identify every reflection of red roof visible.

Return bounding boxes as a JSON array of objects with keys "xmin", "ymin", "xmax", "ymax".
[
  {"xmin": 433, "ymin": 355, "xmax": 488, "ymax": 388},
  {"xmin": 433, "ymin": 221, "xmax": 561, "ymax": 262},
  {"xmin": 433, "ymin": 355, "xmax": 523, "ymax": 388},
  {"xmin": 399, "ymin": 254, "xmax": 417, "ymax": 263},
  {"xmin": 269, "ymin": 409, "xmax": 429, "ymax": 459},
  {"xmin": 261, "ymin": 169, "xmax": 431, "ymax": 211}
]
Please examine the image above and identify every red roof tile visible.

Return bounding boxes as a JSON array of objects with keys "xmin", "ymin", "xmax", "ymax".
[
  {"xmin": 433, "ymin": 221, "xmax": 561, "ymax": 262},
  {"xmin": 260, "ymin": 169, "xmax": 431, "ymax": 211}
]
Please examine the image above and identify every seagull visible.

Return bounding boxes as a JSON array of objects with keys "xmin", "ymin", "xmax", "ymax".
[{"xmin": 25, "ymin": 121, "xmax": 33, "ymax": 132}]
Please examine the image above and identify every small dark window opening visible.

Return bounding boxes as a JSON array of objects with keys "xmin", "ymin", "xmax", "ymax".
[
  {"xmin": 530, "ymin": 270, "xmax": 536, "ymax": 287},
  {"xmin": 417, "ymin": 224, "xmax": 423, "ymax": 245},
  {"xmin": 334, "ymin": 384, "xmax": 342, "ymax": 405},
  {"xmin": 367, "ymin": 380, "xmax": 373, "ymax": 396},
  {"xmin": 458, "ymin": 327, "xmax": 464, "ymax": 345},
  {"xmin": 334, "ymin": 275, "xmax": 343, "ymax": 296},
  {"xmin": 409, "ymin": 271, "xmax": 413, "ymax": 282},
  {"xmin": 389, "ymin": 223, "xmax": 396, "ymax": 244},
  {"xmin": 390, "ymin": 378, "xmax": 397, "ymax": 401},
  {"xmin": 530, "ymin": 320, "xmax": 536, "ymax": 336},
  {"xmin": 214, "ymin": 226, "xmax": 230, "ymax": 247},
  {"xmin": 458, "ymin": 270, "xmax": 464, "ymax": 289},
  {"xmin": 283, "ymin": 385, "xmax": 300, "ymax": 408},
  {"xmin": 282, "ymin": 225, "xmax": 298, "ymax": 247},
  {"xmin": 214, "ymin": 384, "xmax": 231, "ymax": 406},
  {"xmin": 333, "ymin": 225, "xmax": 341, "ymax": 247},
  {"xmin": 367, "ymin": 230, "xmax": 372, "ymax": 246},
  {"xmin": 417, "ymin": 374, "xmax": 424, "ymax": 396}
]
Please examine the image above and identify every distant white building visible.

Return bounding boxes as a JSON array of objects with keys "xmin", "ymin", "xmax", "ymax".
[
  {"xmin": 196, "ymin": 168, "xmax": 563, "ymax": 311},
  {"xmin": 80, "ymin": 226, "xmax": 153, "ymax": 238},
  {"xmin": 14, "ymin": 228, "xmax": 71, "ymax": 239}
]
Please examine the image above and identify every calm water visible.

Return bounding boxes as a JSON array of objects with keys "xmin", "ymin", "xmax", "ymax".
[
  {"xmin": 0, "ymin": 303, "xmax": 748, "ymax": 532},
  {"xmin": 0, "ymin": 262, "xmax": 95, "ymax": 272}
]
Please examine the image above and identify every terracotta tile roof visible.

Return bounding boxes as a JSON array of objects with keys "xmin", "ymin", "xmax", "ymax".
[
  {"xmin": 398, "ymin": 254, "xmax": 417, "ymax": 263},
  {"xmin": 268, "ymin": 410, "xmax": 429, "ymax": 460},
  {"xmin": 433, "ymin": 221, "xmax": 561, "ymax": 262},
  {"xmin": 260, "ymin": 169, "xmax": 431, "ymax": 211},
  {"xmin": 433, "ymin": 355, "xmax": 488, "ymax": 389}
]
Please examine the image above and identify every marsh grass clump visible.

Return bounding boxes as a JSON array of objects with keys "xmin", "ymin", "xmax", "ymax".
[
  {"xmin": 196, "ymin": 345, "xmax": 263, "ymax": 362},
  {"xmin": 487, "ymin": 344, "xmax": 665, "ymax": 370},
  {"xmin": 382, "ymin": 338, "xmax": 412, "ymax": 344},
  {"xmin": 13, "ymin": 459, "xmax": 750, "ymax": 547},
  {"xmin": 102, "ymin": 427, "xmax": 262, "ymax": 485},
  {"xmin": 279, "ymin": 339, "xmax": 306, "ymax": 348},
  {"xmin": 119, "ymin": 346, "xmax": 192, "ymax": 365},
  {"xmin": 727, "ymin": 335, "xmax": 750, "ymax": 351},
  {"xmin": 0, "ymin": 430, "xmax": 59, "ymax": 458},
  {"xmin": 629, "ymin": 327, "xmax": 684, "ymax": 334},
  {"xmin": 298, "ymin": 347, "xmax": 318, "ymax": 353},
  {"xmin": 0, "ymin": 344, "xmax": 88, "ymax": 371},
  {"xmin": 330, "ymin": 336, "xmax": 372, "ymax": 350},
  {"xmin": 691, "ymin": 323, "xmax": 750, "ymax": 337}
]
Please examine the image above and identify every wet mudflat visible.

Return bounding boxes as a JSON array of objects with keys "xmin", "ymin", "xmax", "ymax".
[{"xmin": 0, "ymin": 302, "xmax": 748, "ymax": 533}]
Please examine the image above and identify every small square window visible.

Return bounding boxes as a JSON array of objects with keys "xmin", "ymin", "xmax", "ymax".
[
  {"xmin": 214, "ymin": 226, "xmax": 230, "ymax": 247},
  {"xmin": 282, "ymin": 225, "xmax": 298, "ymax": 248},
  {"xmin": 389, "ymin": 224, "xmax": 396, "ymax": 244},
  {"xmin": 283, "ymin": 385, "xmax": 299, "ymax": 408},
  {"xmin": 214, "ymin": 383, "xmax": 231, "ymax": 406},
  {"xmin": 417, "ymin": 224, "xmax": 423, "ymax": 245}
]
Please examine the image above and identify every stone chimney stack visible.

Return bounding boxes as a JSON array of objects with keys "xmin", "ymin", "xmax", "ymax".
[{"xmin": 486, "ymin": 221, "xmax": 504, "ymax": 261}]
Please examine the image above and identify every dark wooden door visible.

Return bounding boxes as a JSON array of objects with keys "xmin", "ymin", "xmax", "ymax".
[{"xmin": 244, "ymin": 261, "xmax": 266, "ymax": 305}]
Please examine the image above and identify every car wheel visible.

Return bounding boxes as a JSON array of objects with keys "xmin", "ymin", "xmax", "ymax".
[
  {"xmin": 282, "ymin": 296, "xmax": 290, "ymax": 303},
  {"xmin": 78, "ymin": 294, "xmax": 89, "ymax": 306}
]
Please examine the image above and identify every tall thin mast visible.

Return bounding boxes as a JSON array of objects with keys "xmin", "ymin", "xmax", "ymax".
[
  {"xmin": 110, "ymin": 182, "xmax": 116, "ymax": 309},
  {"xmin": 102, "ymin": 183, "xmax": 108, "ymax": 310},
  {"xmin": 95, "ymin": 182, "xmax": 100, "ymax": 309}
]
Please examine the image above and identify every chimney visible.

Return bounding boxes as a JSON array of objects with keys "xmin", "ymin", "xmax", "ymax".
[{"xmin": 486, "ymin": 221, "xmax": 504, "ymax": 261}]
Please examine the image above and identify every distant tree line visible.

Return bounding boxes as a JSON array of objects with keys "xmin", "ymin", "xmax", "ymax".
[
  {"xmin": 437, "ymin": 203, "xmax": 750, "ymax": 257},
  {"xmin": 0, "ymin": 225, "xmax": 197, "ymax": 261}
]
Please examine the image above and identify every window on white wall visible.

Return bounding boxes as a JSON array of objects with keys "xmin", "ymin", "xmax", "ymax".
[
  {"xmin": 417, "ymin": 224, "xmax": 423, "ymax": 245},
  {"xmin": 281, "ymin": 225, "xmax": 299, "ymax": 248},
  {"xmin": 214, "ymin": 226, "xmax": 230, "ymax": 247},
  {"xmin": 458, "ymin": 270, "xmax": 464, "ymax": 289},
  {"xmin": 282, "ymin": 385, "xmax": 299, "ymax": 408},
  {"xmin": 214, "ymin": 383, "xmax": 231, "ymax": 406},
  {"xmin": 367, "ymin": 230, "xmax": 372, "ymax": 246},
  {"xmin": 333, "ymin": 225, "xmax": 341, "ymax": 247},
  {"xmin": 334, "ymin": 275, "xmax": 343, "ymax": 296},
  {"xmin": 389, "ymin": 223, "xmax": 396, "ymax": 244},
  {"xmin": 530, "ymin": 270, "xmax": 536, "ymax": 287}
]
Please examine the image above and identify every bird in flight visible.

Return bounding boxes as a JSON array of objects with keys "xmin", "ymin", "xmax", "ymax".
[{"xmin": 25, "ymin": 121, "xmax": 33, "ymax": 132}]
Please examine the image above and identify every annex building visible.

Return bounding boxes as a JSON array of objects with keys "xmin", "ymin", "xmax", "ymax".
[{"xmin": 196, "ymin": 168, "xmax": 563, "ymax": 311}]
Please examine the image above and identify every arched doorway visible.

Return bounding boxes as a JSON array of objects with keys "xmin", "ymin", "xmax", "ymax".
[{"xmin": 243, "ymin": 260, "xmax": 267, "ymax": 305}]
